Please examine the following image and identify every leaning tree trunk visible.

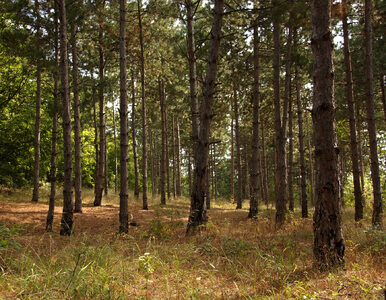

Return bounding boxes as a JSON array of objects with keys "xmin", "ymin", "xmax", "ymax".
[
  {"xmin": 94, "ymin": 7, "xmax": 106, "ymax": 206},
  {"xmin": 119, "ymin": 0, "xmax": 129, "ymax": 233},
  {"xmin": 138, "ymin": 0, "xmax": 148, "ymax": 210},
  {"xmin": 131, "ymin": 69, "xmax": 140, "ymax": 199},
  {"xmin": 249, "ymin": 18, "xmax": 260, "ymax": 218},
  {"xmin": 311, "ymin": 0, "xmax": 345, "ymax": 270},
  {"xmin": 159, "ymin": 77, "xmax": 167, "ymax": 205},
  {"xmin": 72, "ymin": 25, "xmax": 82, "ymax": 213},
  {"xmin": 273, "ymin": 15, "xmax": 287, "ymax": 225},
  {"xmin": 46, "ymin": 8, "xmax": 59, "ymax": 232},
  {"xmin": 294, "ymin": 28, "xmax": 307, "ymax": 218},
  {"xmin": 342, "ymin": 0, "xmax": 363, "ymax": 220},
  {"xmin": 186, "ymin": 0, "xmax": 199, "ymax": 167},
  {"xmin": 186, "ymin": 0, "xmax": 224, "ymax": 234},
  {"xmin": 32, "ymin": 0, "xmax": 41, "ymax": 203},
  {"xmin": 59, "ymin": 0, "xmax": 74, "ymax": 236},
  {"xmin": 364, "ymin": 0, "xmax": 382, "ymax": 228}
]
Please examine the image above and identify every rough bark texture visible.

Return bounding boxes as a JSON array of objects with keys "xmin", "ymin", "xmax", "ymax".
[
  {"xmin": 186, "ymin": 0, "xmax": 224, "ymax": 234},
  {"xmin": 234, "ymin": 83, "xmax": 242, "ymax": 209},
  {"xmin": 59, "ymin": 0, "xmax": 74, "ymax": 236},
  {"xmin": 273, "ymin": 17, "xmax": 287, "ymax": 225},
  {"xmin": 311, "ymin": 0, "xmax": 345, "ymax": 270},
  {"xmin": 72, "ymin": 25, "xmax": 82, "ymax": 213},
  {"xmin": 160, "ymin": 78, "xmax": 166, "ymax": 205},
  {"xmin": 119, "ymin": 0, "xmax": 129, "ymax": 233},
  {"xmin": 186, "ymin": 0, "xmax": 199, "ymax": 167},
  {"xmin": 294, "ymin": 29, "xmax": 307, "ymax": 218},
  {"xmin": 94, "ymin": 7, "xmax": 105, "ymax": 206},
  {"xmin": 364, "ymin": 0, "xmax": 383, "ymax": 228},
  {"xmin": 138, "ymin": 0, "xmax": 148, "ymax": 210},
  {"xmin": 131, "ymin": 70, "xmax": 140, "ymax": 199},
  {"xmin": 342, "ymin": 1, "xmax": 363, "ymax": 220},
  {"xmin": 249, "ymin": 21, "xmax": 260, "ymax": 218},
  {"xmin": 32, "ymin": 0, "xmax": 41, "ymax": 203},
  {"xmin": 46, "ymin": 10, "xmax": 59, "ymax": 232},
  {"xmin": 381, "ymin": 75, "xmax": 386, "ymax": 123}
]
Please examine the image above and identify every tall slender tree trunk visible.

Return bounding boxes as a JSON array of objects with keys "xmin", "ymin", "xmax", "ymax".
[
  {"xmin": 72, "ymin": 25, "xmax": 82, "ymax": 213},
  {"xmin": 261, "ymin": 117, "xmax": 269, "ymax": 207},
  {"xmin": 284, "ymin": 25, "xmax": 293, "ymax": 212},
  {"xmin": 364, "ymin": 0, "xmax": 382, "ymax": 228},
  {"xmin": 213, "ymin": 143, "xmax": 217, "ymax": 203},
  {"xmin": 273, "ymin": 15, "xmax": 287, "ymax": 225},
  {"xmin": 187, "ymin": 0, "xmax": 224, "ymax": 234},
  {"xmin": 138, "ymin": 0, "xmax": 148, "ymax": 210},
  {"xmin": 380, "ymin": 75, "xmax": 386, "ymax": 123},
  {"xmin": 94, "ymin": 4, "xmax": 106, "ymax": 206},
  {"xmin": 234, "ymin": 83, "xmax": 242, "ymax": 209},
  {"xmin": 186, "ymin": 0, "xmax": 199, "ymax": 166},
  {"xmin": 230, "ymin": 115, "xmax": 235, "ymax": 202},
  {"xmin": 307, "ymin": 115, "xmax": 315, "ymax": 206},
  {"xmin": 244, "ymin": 138, "xmax": 250, "ymax": 200},
  {"xmin": 311, "ymin": 0, "xmax": 345, "ymax": 270},
  {"xmin": 119, "ymin": 0, "xmax": 129, "ymax": 233},
  {"xmin": 176, "ymin": 117, "xmax": 182, "ymax": 197},
  {"xmin": 59, "ymin": 0, "xmax": 74, "ymax": 236},
  {"xmin": 355, "ymin": 104, "xmax": 365, "ymax": 193},
  {"xmin": 104, "ymin": 139, "xmax": 108, "ymax": 195},
  {"xmin": 249, "ymin": 19, "xmax": 260, "ymax": 219},
  {"xmin": 294, "ymin": 29, "xmax": 307, "ymax": 218},
  {"xmin": 149, "ymin": 125, "xmax": 156, "ymax": 197},
  {"xmin": 166, "ymin": 106, "xmax": 171, "ymax": 199},
  {"xmin": 113, "ymin": 102, "xmax": 118, "ymax": 194},
  {"xmin": 131, "ymin": 69, "xmax": 140, "ymax": 199},
  {"xmin": 172, "ymin": 116, "xmax": 177, "ymax": 198},
  {"xmin": 188, "ymin": 151, "xmax": 192, "ymax": 195},
  {"xmin": 32, "ymin": 0, "xmax": 41, "ymax": 203},
  {"xmin": 93, "ymin": 93, "xmax": 99, "ymax": 195},
  {"xmin": 46, "ymin": 8, "xmax": 59, "ymax": 232},
  {"xmin": 342, "ymin": 0, "xmax": 363, "ymax": 220},
  {"xmin": 159, "ymin": 77, "xmax": 166, "ymax": 205},
  {"xmin": 206, "ymin": 145, "xmax": 211, "ymax": 209}
]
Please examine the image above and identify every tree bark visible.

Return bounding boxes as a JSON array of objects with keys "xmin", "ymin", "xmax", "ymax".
[
  {"xmin": 113, "ymin": 102, "xmax": 118, "ymax": 194},
  {"xmin": 176, "ymin": 117, "xmax": 182, "ymax": 197},
  {"xmin": 138, "ymin": 0, "xmax": 148, "ymax": 210},
  {"xmin": 234, "ymin": 82, "xmax": 242, "ymax": 209},
  {"xmin": 311, "ymin": 0, "xmax": 345, "ymax": 270},
  {"xmin": 249, "ymin": 20, "xmax": 260, "ymax": 219},
  {"xmin": 59, "ymin": 0, "xmax": 74, "ymax": 236},
  {"xmin": 186, "ymin": 0, "xmax": 224, "ymax": 234},
  {"xmin": 355, "ymin": 104, "xmax": 365, "ymax": 193},
  {"xmin": 380, "ymin": 75, "xmax": 386, "ymax": 123},
  {"xmin": 119, "ymin": 0, "xmax": 129, "ymax": 233},
  {"xmin": 46, "ymin": 8, "xmax": 59, "ymax": 232},
  {"xmin": 294, "ymin": 29, "xmax": 307, "ymax": 218},
  {"xmin": 104, "ymin": 137, "xmax": 108, "ymax": 196},
  {"xmin": 32, "ymin": 0, "xmax": 41, "ymax": 203},
  {"xmin": 342, "ymin": 0, "xmax": 363, "ymax": 220},
  {"xmin": 93, "ymin": 92, "xmax": 99, "ymax": 196},
  {"xmin": 364, "ymin": 0, "xmax": 383, "ymax": 228},
  {"xmin": 131, "ymin": 69, "xmax": 140, "ymax": 199},
  {"xmin": 172, "ymin": 116, "xmax": 177, "ymax": 198},
  {"xmin": 273, "ymin": 16, "xmax": 287, "ymax": 225},
  {"xmin": 307, "ymin": 115, "xmax": 315, "ymax": 206},
  {"xmin": 94, "ymin": 3, "xmax": 106, "ymax": 206},
  {"xmin": 186, "ymin": 0, "xmax": 199, "ymax": 166},
  {"xmin": 159, "ymin": 77, "xmax": 166, "ymax": 205},
  {"xmin": 230, "ymin": 115, "xmax": 235, "ymax": 202},
  {"xmin": 165, "ymin": 106, "xmax": 171, "ymax": 199},
  {"xmin": 244, "ymin": 137, "xmax": 250, "ymax": 200},
  {"xmin": 72, "ymin": 25, "xmax": 82, "ymax": 213}
]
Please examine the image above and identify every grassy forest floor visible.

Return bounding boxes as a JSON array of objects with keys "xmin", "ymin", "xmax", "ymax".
[{"xmin": 0, "ymin": 187, "xmax": 385, "ymax": 299}]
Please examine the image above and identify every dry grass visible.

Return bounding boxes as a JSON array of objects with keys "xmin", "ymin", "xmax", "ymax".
[{"xmin": 0, "ymin": 187, "xmax": 385, "ymax": 299}]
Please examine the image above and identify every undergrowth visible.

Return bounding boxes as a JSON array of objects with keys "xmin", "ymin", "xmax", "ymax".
[{"xmin": 0, "ymin": 190, "xmax": 384, "ymax": 299}]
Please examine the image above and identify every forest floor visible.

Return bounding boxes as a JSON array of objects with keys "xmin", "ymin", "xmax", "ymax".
[{"xmin": 0, "ymin": 187, "xmax": 385, "ymax": 299}]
